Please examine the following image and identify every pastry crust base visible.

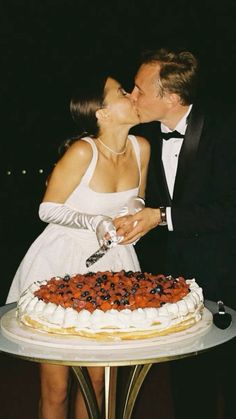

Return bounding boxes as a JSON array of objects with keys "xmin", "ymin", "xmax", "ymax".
[{"xmin": 21, "ymin": 313, "xmax": 200, "ymax": 341}]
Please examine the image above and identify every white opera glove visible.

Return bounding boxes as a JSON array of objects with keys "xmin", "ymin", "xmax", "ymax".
[
  {"xmin": 117, "ymin": 196, "xmax": 145, "ymax": 218},
  {"xmin": 116, "ymin": 196, "xmax": 145, "ymax": 244},
  {"xmin": 96, "ymin": 218, "xmax": 121, "ymax": 248},
  {"xmin": 39, "ymin": 202, "xmax": 116, "ymax": 245},
  {"xmin": 95, "ymin": 198, "xmax": 145, "ymax": 248}
]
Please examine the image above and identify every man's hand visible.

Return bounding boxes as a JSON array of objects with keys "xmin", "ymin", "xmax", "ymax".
[{"xmin": 114, "ymin": 207, "xmax": 162, "ymax": 244}]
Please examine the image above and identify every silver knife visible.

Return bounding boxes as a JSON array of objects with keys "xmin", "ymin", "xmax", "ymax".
[{"xmin": 86, "ymin": 241, "xmax": 112, "ymax": 268}]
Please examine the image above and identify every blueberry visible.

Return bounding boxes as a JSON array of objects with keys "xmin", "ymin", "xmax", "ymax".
[
  {"xmin": 96, "ymin": 277, "xmax": 103, "ymax": 284},
  {"xmin": 81, "ymin": 291, "xmax": 89, "ymax": 297},
  {"xmin": 136, "ymin": 273, "xmax": 145, "ymax": 280},
  {"xmin": 86, "ymin": 296, "xmax": 92, "ymax": 302},
  {"xmin": 64, "ymin": 274, "xmax": 70, "ymax": 281},
  {"xmin": 58, "ymin": 284, "xmax": 66, "ymax": 289},
  {"xmin": 100, "ymin": 288, "xmax": 106, "ymax": 293},
  {"xmin": 76, "ymin": 283, "xmax": 83, "ymax": 288},
  {"xmin": 155, "ymin": 285, "xmax": 163, "ymax": 293},
  {"xmin": 150, "ymin": 289, "xmax": 156, "ymax": 294},
  {"xmin": 103, "ymin": 294, "xmax": 111, "ymax": 300},
  {"xmin": 120, "ymin": 298, "xmax": 129, "ymax": 305},
  {"xmin": 125, "ymin": 271, "xmax": 134, "ymax": 278},
  {"xmin": 113, "ymin": 300, "xmax": 120, "ymax": 306}
]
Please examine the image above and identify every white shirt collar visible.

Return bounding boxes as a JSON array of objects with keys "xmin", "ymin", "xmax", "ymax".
[{"xmin": 161, "ymin": 104, "xmax": 193, "ymax": 135}]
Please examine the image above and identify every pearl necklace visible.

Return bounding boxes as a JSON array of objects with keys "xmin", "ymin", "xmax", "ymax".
[{"xmin": 97, "ymin": 137, "xmax": 128, "ymax": 155}]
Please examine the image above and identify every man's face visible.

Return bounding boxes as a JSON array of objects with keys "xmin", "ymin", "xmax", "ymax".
[{"xmin": 130, "ymin": 63, "xmax": 170, "ymax": 123}]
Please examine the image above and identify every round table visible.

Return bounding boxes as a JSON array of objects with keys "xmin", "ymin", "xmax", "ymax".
[{"xmin": 1, "ymin": 301, "xmax": 236, "ymax": 419}]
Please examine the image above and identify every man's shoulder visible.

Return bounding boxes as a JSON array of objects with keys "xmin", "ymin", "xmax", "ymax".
[
  {"xmin": 193, "ymin": 97, "xmax": 236, "ymax": 121},
  {"xmin": 192, "ymin": 98, "xmax": 236, "ymax": 142}
]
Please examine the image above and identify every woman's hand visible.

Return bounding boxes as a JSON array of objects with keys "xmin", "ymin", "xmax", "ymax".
[{"xmin": 96, "ymin": 218, "xmax": 122, "ymax": 248}]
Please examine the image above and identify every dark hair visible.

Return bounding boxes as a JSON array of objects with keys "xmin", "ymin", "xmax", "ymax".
[
  {"xmin": 69, "ymin": 73, "xmax": 108, "ymax": 138},
  {"xmin": 140, "ymin": 48, "xmax": 199, "ymax": 105},
  {"xmin": 58, "ymin": 72, "xmax": 109, "ymax": 156}
]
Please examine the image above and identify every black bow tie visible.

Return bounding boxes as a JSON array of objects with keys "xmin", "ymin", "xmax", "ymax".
[{"xmin": 161, "ymin": 130, "xmax": 185, "ymax": 140}]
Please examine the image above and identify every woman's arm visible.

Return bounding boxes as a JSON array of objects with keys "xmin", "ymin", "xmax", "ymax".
[{"xmin": 40, "ymin": 139, "xmax": 117, "ymax": 244}]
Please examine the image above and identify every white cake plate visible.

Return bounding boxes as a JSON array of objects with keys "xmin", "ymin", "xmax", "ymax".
[{"xmin": 1, "ymin": 307, "xmax": 212, "ymax": 350}]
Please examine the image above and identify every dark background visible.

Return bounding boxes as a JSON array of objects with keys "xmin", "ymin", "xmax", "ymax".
[
  {"xmin": 0, "ymin": 2, "xmax": 236, "ymax": 418},
  {"xmin": 1, "ymin": 0, "xmax": 236, "ymax": 304}
]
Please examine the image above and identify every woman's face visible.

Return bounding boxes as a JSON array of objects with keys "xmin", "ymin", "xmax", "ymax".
[
  {"xmin": 130, "ymin": 63, "xmax": 172, "ymax": 123},
  {"xmin": 103, "ymin": 77, "xmax": 140, "ymax": 126}
]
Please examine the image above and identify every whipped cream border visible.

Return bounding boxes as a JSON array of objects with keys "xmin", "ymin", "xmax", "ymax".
[{"xmin": 17, "ymin": 277, "xmax": 204, "ymax": 332}]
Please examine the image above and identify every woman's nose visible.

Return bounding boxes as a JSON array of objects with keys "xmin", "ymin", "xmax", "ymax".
[{"xmin": 130, "ymin": 87, "xmax": 138, "ymax": 102}]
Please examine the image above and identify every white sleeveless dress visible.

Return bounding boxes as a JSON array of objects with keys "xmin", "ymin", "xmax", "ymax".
[{"xmin": 6, "ymin": 135, "xmax": 141, "ymax": 303}]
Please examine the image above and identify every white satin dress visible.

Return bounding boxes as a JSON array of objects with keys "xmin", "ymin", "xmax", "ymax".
[{"xmin": 6, "ymin": 136, "xmax": 141, "ymax": 303}]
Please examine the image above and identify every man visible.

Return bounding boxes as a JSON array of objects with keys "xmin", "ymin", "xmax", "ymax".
[{"xmin": 115, "ymin": 48, "xmax": 236, "ymax": 419}]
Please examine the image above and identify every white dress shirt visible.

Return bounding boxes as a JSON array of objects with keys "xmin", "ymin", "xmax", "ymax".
[{"xmin": 161, "ymin": 105, "xmax": 192, "ymax": 230}]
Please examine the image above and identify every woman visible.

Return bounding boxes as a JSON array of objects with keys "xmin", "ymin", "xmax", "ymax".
[{"xmin": 6, "ymin": 73, "xmax": 150, "ymax": 419}]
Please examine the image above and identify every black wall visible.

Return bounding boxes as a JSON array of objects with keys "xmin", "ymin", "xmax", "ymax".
[{"xmin": 1, "ymin": 0, "xmax": 236, "ymax": 304}]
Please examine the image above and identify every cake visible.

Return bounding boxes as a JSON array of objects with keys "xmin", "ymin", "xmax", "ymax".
[{"xmin": 17, "ymin": 271, "xmax": 204, "ymax": 340}]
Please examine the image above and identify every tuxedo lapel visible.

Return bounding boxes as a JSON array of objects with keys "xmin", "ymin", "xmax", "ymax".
[
  {"xmin": 173, "ymin": 106, "xmax": 205, "ymax": 202},
  {"xmin": 159, "ymin": 143, "xmax": 172, "ymax": 205},
  {"xmin": 150, "ymin": 129, "xmax": 172, "ymax": 206}
]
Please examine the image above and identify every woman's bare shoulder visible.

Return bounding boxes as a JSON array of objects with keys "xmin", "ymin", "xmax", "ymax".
[
  {"xmin": 43, "ymin": 139, "xmax": 94, "ymax": 202},
  {"xmin": 66, "ymin": 138, "xmax": 93, "ymax": 157},
  {"xmin": 59, "ymin": 138, "xmax": 93, "ymax": 167}
]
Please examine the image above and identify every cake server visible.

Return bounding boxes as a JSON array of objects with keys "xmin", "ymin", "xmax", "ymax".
[
  {"xmin": 213, "ymin": 301, "xmax": 232, "ymax": 329},
  {"xmin": 86, "ymin": 241, "xmax": 112, "ymax": 268}
]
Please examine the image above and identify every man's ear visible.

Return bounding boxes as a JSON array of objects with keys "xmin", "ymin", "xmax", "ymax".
[
  {"xmin": 166, "ymin": 93, "xmax": 181, "ymax": 106},
  {"xmin": 95, "ymin": 108, "xmax": 110, "ymax": 121}
]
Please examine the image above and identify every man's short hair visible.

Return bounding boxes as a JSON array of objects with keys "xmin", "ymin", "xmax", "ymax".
[{"xmin": 141, "ymin": 48, "xmax": 198, "ymax": 105}]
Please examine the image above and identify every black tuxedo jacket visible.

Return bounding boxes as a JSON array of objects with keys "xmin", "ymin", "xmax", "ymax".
[{"xmin": 133, "ymin": 103, "xmax": 236, "ymax": 307}]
